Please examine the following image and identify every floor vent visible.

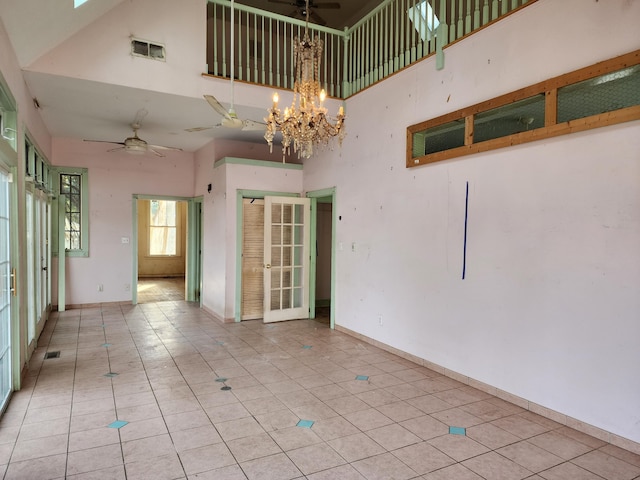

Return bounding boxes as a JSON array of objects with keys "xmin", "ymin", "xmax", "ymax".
[
  {"xmin": 44, "ymin": 351, "xmax": 60, "ymax": 359},
  {"xmin": 131, "ymin": 38, "xmax": 165, "ymax": 61}
]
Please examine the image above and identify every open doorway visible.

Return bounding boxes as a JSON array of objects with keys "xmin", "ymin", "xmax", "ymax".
[
  {"xmin": 136, "ymin": 198, "xmax": 187, "ymax": 303},
  {"xmin": 314, "ymin": 196, "xmax": 333, "ymax": 324}
]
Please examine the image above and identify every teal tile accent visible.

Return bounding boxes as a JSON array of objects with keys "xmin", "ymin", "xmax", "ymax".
[
  {"xmin": 355, "ymin": 375, "xmax": 369, "ymax": 381},
  {"xmin": 297, "ymin": 420, "xmax": 314, "ymax": 428},
  {"xmin": 108, "ymin": 420, "xmax": 128, "ymax": 429},
  {"xmin": 103, "ymin": 372, "xmax": 118, "ymax": 378},
  {"xmin": 215, "ymin": 378, "xmax": 228, "ymax": 383},
  {"xmin": 221, "ymin": 386, "xmax": 232, "ymax": 391},
  {"xmin": 449, "ymin": 426, "xmax": 466, "ymax": 435},
  {"xmin": 101, "ymin": 343, "xmax": 112, "ymax": 347},
  {"xmin": 302, "ymin": 345, "xmax": 312, "ymax": 349}
]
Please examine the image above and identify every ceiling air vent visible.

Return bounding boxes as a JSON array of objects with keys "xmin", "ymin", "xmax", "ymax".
[{"xmin": 131, "ymin": 38, "xmax": 165, "ymax": 61}]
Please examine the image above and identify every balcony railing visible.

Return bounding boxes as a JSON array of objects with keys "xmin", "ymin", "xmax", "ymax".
[{"xmin": 206, "ymin": 0, "xmax": 532, "ymax": 98}]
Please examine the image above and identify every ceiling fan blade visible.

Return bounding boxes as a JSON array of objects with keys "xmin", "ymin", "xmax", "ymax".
[
  {"xmin": 313, "ymin": 2, "xmax": 340, "ymax": 8},
  {"xmin": 148, "ymin": 144, "xmax": 182, "ymax": 152},
  {"xmin": 148, "ymin": 148, "xmax": 165, "ymax": 157},
  {"xmin": 84, "ymin": 139, "xmax": 126, "ymax": 146},
  {"xmin": 107, "ymin": 146, "xmax": 125, "ymax": 153},
  {"xmin": 267, "ymin": 0, "xmax": 296, "ymax": 5},
  {"xmin": 204, "ymin": 95, "xmax": 232, "ymax": 120},
  {"xmin": 185, "ymin": 126, "xmax": 214, "ymax": 132},
  {"xmin": 309, "ymin": 10, "xmax": 327, "ymax": 25},
  {"xmin": 221, "ymin": 117, "xmax": 245, "ymax": 129},
  {"xmin": 242, "ymin": 119, "xmax": 267, "ymax": 131}
]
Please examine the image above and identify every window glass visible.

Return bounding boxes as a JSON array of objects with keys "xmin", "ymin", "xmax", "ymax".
[
  {"xmin": 149, "ymin": 200, "xmax": 177, "ymax": 256},
  {"xmin": 60, "ymin": 173, "xmax": 82, "ymax": 251},
  {"xmin": 558, "ymin": 65, "xmax": 640, "ymax": 123},
  {"xmin": 474, "ymin": 94, "xmax": 545, "ymax": 143},
  {"xmin": 414, "ymin": 120, "xmax": 466, "ymax": 157}
]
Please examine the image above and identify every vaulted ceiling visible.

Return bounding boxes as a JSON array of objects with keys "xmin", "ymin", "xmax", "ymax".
[{"xmin": 0, "ymin": 0, "xmax": 383, "ymax": 155}]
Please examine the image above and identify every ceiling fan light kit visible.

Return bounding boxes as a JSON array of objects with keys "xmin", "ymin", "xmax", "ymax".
[
  {"xmin": 85, "ymin": 117, "xmax": 182, "ymax": 157},
  {"xmin": 264, "ymin": 0, "xmax": 345, "ymax": 160}
]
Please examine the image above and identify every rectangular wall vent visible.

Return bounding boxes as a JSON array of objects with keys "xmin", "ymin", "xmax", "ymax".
[
  {"xmin": 131, "ymin": 38, "xmax": 165, "ymax": 61},
  {"xmin": 45, "ymin": 351, "xmax": 60, "ymax": 359}
]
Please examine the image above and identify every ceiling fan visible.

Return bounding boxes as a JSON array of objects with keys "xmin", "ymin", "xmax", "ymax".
[
  {"xmin": 268, "ymin": 0, "xmax": 340, "ymax": 25},
  {"xmin": 85, "ymin": 109, "xmax": 181, "ymax": 157},
  {"xmin": 187, "ymin": 0, "xmax": 266, "ymax": 134},
  {"xmin": 185, "ymin": 95, "xmax": 266, "ymax": 132}
]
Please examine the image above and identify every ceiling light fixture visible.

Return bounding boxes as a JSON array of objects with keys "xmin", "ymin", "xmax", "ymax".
[{"xmin": 264, "ymin": 0, "xmax": 345, "ymax": 160}]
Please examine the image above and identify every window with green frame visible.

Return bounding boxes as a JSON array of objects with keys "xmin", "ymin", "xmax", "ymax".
[
  {"xmin": 53, "ymin": 167, "xmax": 89, "ymax": 257},
  {"xmin": 0, "ymin": 77, "xmax": 17, "ymax": 151}
]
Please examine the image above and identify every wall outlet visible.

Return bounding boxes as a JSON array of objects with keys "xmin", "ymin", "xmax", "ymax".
[
  {"xmin": 378, "ymin": 314, "xmax": 383, "ymax": 326},
  {"xmin": 124, "ymin": 283, "xmax": 130, "ymax": 292},
  {"xmin": 97, "ymin": 284, "xmax": 103, "ymax": 292}
]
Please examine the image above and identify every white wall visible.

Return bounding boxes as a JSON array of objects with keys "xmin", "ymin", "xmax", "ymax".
[
  {"xmin": 195, "ymin": 156, "xmax": 303, "ymax": 321},
  {"xmin": 26, "ymin": 0, "xmax": 207, "ymax": 98},
  {"xmin": 303, "ymin": 0, "xmax": 640, "ymax": 444},
  {"xmin": 51, "ymin": 138, "xmax": 195, "ymax": 305}
]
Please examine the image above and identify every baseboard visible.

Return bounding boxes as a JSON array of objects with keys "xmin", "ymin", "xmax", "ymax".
[
  {"xmin": 335, "ymin": 324, "xmax": 640, "ymax": 456},
  {"xmin": 201, "ymin": 305, "xmax": 235, "ymax": 323}
]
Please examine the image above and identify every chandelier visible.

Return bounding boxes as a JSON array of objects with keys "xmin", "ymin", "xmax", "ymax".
[{"xmin": 264, "ymin": 1, "xmax": 345, "ymax": 160}]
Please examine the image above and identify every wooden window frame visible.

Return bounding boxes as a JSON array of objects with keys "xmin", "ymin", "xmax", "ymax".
[{"xmin": 407, "ymin": 49, "xmax": 640, "ymax": 168}]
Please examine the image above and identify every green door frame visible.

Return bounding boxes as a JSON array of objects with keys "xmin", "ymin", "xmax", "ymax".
[
  {"xmin": 306, "ymin": 187, "xmax": 336, "ymax": 330},
  {"xmin": 131, "ymin": 194, "xmax": 202, "ymax": 305},
  {"xmin": 186, "ymin": 197, "xmax": 203, "ymax": 304},
  {"xmin": 234, "ymin": 189, "xmax": 300, "ymax": 323}
]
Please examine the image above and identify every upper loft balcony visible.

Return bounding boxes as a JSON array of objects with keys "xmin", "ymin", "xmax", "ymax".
[{"xmin": 206, "ymin": 0, "xmax": 533, "ymax": 99}]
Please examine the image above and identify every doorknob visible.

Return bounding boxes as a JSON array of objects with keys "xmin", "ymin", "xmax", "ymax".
[{"xmin": 264, "ymin": 264, "xmax": 271, "ymax": 269}]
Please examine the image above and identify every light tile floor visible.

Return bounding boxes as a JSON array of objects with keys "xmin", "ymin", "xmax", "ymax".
[
  {"xmin": 137, "ymin": 277, "xmax": 185, "ymax": 304},
  {"xmin": 1, "ymin": 300, "xmax": 639, "ymax": 479}
]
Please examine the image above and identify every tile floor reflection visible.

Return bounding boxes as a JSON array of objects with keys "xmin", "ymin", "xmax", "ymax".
[{"xmin": 0, "ymin": 300, "xmax": 639, "ymax": 479}]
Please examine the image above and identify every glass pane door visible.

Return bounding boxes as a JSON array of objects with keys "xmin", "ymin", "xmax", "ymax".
[
  {"xmin": 0, "ymin": 168, "xmax": 12, "ymax": 410},
  {"xmin": 26, "ymin": 190, "xmax": 35, "ymax": 343},
  {"xmin": 263, "ymin": 197, "xmax": 310, "ymax": 323}
]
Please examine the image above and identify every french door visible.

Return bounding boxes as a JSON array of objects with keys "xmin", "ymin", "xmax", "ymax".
[
  {"xmin": 0, "ymin": 166, "xmax": 13, "ymax": 411},
  {"xmin": 26, "ymin": 188, "xmax": 51, "ymax": 349},
  {"xmin": 263, "ymin": 196, "xmax": 310, "ymax": 323}
]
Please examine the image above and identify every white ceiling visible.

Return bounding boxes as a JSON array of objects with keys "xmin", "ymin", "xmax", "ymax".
[{"xmin": 0, "ymin": 0, "xmax": 382, "ymax": 155}]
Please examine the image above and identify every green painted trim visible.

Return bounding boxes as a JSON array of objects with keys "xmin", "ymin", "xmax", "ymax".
[
  {"xmin": 186, "ymin": 197, "xmax": 204, "ymax": 304},
  {"xmin": 308, "ymin": 197, "xmax": 318, "ymax": 319},
  {"xmin": 214, "ymin": 157, "xmax": 303, "ymax": 171},
  {"xmin": 7, "ymin": 165, "xmax": 20, "ymax": 391},
  {"xmin": 234, "ymin": 192, "xmax": 243, "ymax": 323},
  {"xmin": 235, "ymin": 189, "xmax": 301, "ymax": 323},
  {"xmin": 131, "ymin": 196, "xmax": 138, "ymax": 305},
  {"xmin": 134, "ymin": 194, "xmax": 193, "ymax": 201},
  {"xmin": 207, "ymin": 0, "xmax": 346, "ymax": 37},
  {"xmin": 52, "ymin": 167, "xmax": 89, "ymax": 257},
  {"xmin": 57, "ymin": 195, "xmax": 66, "ymax": 311},
  {"xmin": 306, "ymin": 187, "xmax": 337, "ymax": 330}
]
